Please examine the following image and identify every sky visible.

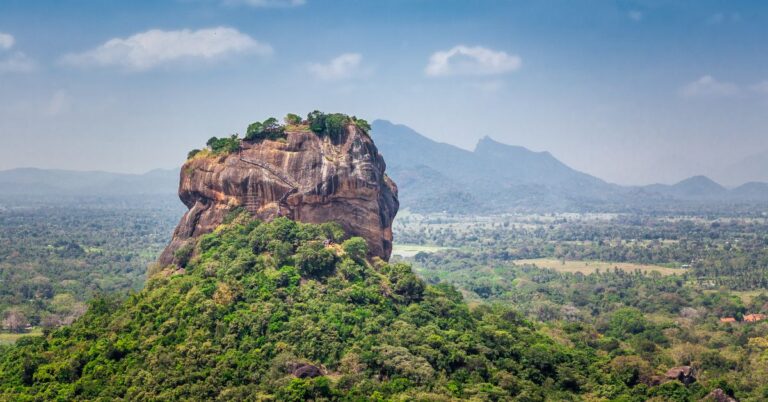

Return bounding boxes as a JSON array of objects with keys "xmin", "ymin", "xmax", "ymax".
[{"xmin": 1, "ymin": 0, "xmax": 767, "ymax": 186}]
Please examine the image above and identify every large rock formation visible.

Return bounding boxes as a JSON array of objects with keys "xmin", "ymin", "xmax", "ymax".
[{"xmin": 159, "ymin": 123, "xmax": 398, "ymax": 265}]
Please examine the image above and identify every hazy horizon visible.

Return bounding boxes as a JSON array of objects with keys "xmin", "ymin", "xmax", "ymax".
[{"xmin": 1, "ymin": 0, "xmax": 767, "ymax": 186}]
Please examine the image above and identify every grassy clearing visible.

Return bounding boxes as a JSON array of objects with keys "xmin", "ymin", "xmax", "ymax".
[
  {"xmin": 0, "ymin": 328, "xmax": 43, "ymax": 345},
  {"xmin": 723, "ymin": 290, "xmax": 768, "ymax": 304},
  {"xmin": 514, "ymin": 258, "xmax": 685, "ymax": 276},
  {"xmin": 392, "ymin": 244, "xmax": 453, "ymax": 258}
]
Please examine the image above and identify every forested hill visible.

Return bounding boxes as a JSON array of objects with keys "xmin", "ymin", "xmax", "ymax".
[{"xmin": 1, "ymin": 215, "xmax": 613, "ymax": 401}]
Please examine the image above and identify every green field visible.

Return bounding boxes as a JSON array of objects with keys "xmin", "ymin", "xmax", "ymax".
[
  {"xmin": 392, "ymin": 244, "xmax": 452, "ymax": 257},
  {"xmin": 0, "ymin": 328, "xmax": 43, "ymax": 346},
  {"xmin": 514, "ymin": 258, "xmax": 686, "ymax": 276}
]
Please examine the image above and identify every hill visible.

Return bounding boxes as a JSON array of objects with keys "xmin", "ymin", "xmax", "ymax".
[
  {"xmin": 0, "ymin": 168, "xmax": 179, "ymax": 196},
  {"xmin": 641, "ymin": 175, "xmax": 728, "ymax": 200},
  {"xmin": 0, "ymin": 215, "xmax": 602, "ymax": 400}
]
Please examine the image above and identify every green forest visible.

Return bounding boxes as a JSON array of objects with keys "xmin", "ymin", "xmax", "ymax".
[{"xmin": 0, "ymin": 213, "xmax": 742, "ymax": 401}]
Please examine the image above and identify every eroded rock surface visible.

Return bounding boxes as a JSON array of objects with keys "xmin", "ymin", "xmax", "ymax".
[{"xmin": 159, "ymin": 124, "xmax": 398, "ymax": 265}]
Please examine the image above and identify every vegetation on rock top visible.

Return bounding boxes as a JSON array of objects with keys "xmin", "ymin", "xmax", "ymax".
[{"xmin": 186, "ymin": 111, "xmax": 372, "ymax": 161}]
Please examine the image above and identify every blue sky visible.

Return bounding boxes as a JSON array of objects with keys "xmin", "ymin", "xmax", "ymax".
[{"xmin": 1, "ymin": 0, "xmax": 767, "ymax": 185}]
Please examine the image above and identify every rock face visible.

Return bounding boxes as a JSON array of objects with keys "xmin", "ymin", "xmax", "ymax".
[{"xmin": 159, "ymin": 124, "xmax": 399, "ymax": 265}]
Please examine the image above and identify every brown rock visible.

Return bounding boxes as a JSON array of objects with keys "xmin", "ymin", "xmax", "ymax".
[
  {"xmin": 665, "ymin": 366, "xmax": 696, "ymax": 385},
  {"xmin": 159, "ymin": 124, "xmax": 398, "ymax": 265},
  {"xmin": 701, "ymin": 388, "xmax": 737, "ymax": 402},
  {"xmin": 293, "ymin": 363, "xmax": 323, "ymax": 378}
]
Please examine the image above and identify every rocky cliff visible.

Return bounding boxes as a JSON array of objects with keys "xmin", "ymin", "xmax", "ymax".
[{"xmin": 159, "ymin": 122, "xmax": 398, "ymax": 265}]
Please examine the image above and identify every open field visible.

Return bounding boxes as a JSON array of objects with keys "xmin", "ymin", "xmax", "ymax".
[
  {"xmin": 513, "ymin": 258, "xmax": 686, "ymax": 276},
  {"xmin": 392, "ymin": 244, "xmax": 453, "ymax": 257},
  {"xmin": 718, "ymin": 290, "xmax": 768, "ymax": 304},
  {"xmin": 0, "ymin": 328, "xmax": 43, "ymax": 346}
]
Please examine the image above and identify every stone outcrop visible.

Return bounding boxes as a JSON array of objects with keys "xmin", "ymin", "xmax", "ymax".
[
  {"xmin": 701, "ymin": 389, "xmax": 737, "ymax": 402},
  {"xmin": 665, "ymin": 366, "xmax": 696, "ymax": 385},
  {"xmin": 159, "ymin": 123, "xmax": 398, "ymax": 266}
]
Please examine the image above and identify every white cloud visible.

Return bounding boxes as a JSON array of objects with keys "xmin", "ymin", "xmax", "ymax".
[
  {"xmin": 307, "ymin": 53, "xmax": 366, "ymax": 81},
  {"xmin": 223, "ymin": 0, "xmax": 305, "ymax": 7},
  {"xmin": 628, "ymin": 10, "xmax": 644, "ymax": 22},
  {"xmin": 425, "ymin": 45, "xmax": 521, "ymax": 77},
  {"xmin": 0, "ymin": 52, "xmax": 37, "ymax": 73},
  {"xmin": 680, "ymin": 75, "xmax": 740, "ymax": 98},
  {"xmin": 61, "ymin": 27, "xmax": 271, "ymax": 71},
  {"xmin": 0, "ymin": 32, "xmax": 14, "ymax": 50}
]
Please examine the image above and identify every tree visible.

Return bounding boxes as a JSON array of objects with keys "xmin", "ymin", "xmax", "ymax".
[
  {"xmin": 284, "ymin": 113, "xmax": 302, "ymax": 125},
  {"xmin": 295, "ymin": 241, "xmax": 337, "ymax": 277},
  {"xmin": 354, "ymin": 118, "xmax": 371, "ymax": 133},
  {"xmin": 342, "ymin": 237, "xmax": 368, "ymax": 262},
  {"xmin": 246, "ymin": 117, "xmax": 285, "ymax": 141},
  {"xmin": 2, "ymin": 310, "xmax": 29, "ymax": 333},
  {"xmin": 245, "ymin": 122, "xmax": 264, "ymax": 140},
  {"xmin": 606, "ymin": 307, "xmax": 648, "ymax": 339}
]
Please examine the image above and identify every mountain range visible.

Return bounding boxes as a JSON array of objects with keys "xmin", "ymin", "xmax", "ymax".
[
  {"xmin": 369, "ymin": 120, "xmax": 768, "ymax": 212},
  {"xmin": 0, "ymin": 121, "xmax": 765, "ymax": 212},
  {"xmin": 0, "ymin": 167, "xmax": 179, "ymax": 196}
]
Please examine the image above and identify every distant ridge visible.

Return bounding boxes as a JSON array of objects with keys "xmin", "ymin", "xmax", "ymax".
[
  {"xmin": 2, "ymin": 121, "xmax": 765, "ymax": 212},
  {"xmin": 641, "ymin": 175, "xmax": 727, "ymax": 199},
  {"xmin": 371, "ymin": 119, "xmax": 768, "ymax": 212},
  {"xmin": 0, "ymin": 167, "xmax": 179, "ymax": 196}
]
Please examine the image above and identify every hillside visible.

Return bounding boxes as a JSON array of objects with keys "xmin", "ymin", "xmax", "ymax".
[{"xmin": 0, "ymin": 216, "xmax": 603, "ymax": 401}]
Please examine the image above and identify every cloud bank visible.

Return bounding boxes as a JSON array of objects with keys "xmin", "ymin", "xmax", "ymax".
[
  {"xmin": 0, "ymin": 33, "xmax": 14, "ymax": 50},
  {"xmin": 62, "ymin": 27, "xmax": 271, "ymax": 71},
  {"xmin": 307, "ymin": 53, "xmax": 366, "ymax": 81},
  {"xmin": 425, "ymin": 45, "xmax": 521, "ymax": 77},
  {"xmin": 0, "ymin": 32, "xmax": 37, "ymax": 73}
]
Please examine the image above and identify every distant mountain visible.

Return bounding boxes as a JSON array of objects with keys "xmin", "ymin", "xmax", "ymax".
[
  {"xmin": 2, "ymin": 122, "xmax": 766, "ymax": 212},
  {"xmin": 372, "ymin": 120, "xmax": 621, "ymax": 212},
  {"xmin": 731, "ymin": 182, "xmax": 768, "ymax": 200},
  {"xmin": 715, "ymin": 150, "xmax": 768, "ymax": 186},
  {"xmin": 0, "ymin": 167, "xmax": 179, "ymax": 196},
  {"xmin": 372, "ymin": 120, "xmax": 768, "ymax": 212},
  {"xmin": 641, "ymin": 176, "xmax": 728, "ymax": 200}
]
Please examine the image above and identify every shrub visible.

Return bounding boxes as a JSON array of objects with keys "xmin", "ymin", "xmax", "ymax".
[
  {"xmin": 187, "ymin": 149, "xmax": 201, "ymax": 159},
  {"xmin": 295, "ymin": 241, "xmax": 337, "ymax": 277},
  {"xmin": 245, "ymin": 117, "xmax": 286, "ymax": 141},
  {"xmin": 206, "ymin": 135, "xmax": 240, "ymax": 154},
  {"xmin": 284, "ymin": 113, "xmax": 302, "ymax": 125},
  {"xmin": 342, "ymin": 237, "xmax": 368, "ymax": 262}
]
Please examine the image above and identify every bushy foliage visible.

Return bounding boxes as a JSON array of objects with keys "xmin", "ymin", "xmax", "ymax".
[
  {"xmin": 0, "ymin": 215, "xmax": 607, "ymax": 400},
  {"xmin": 206, "ymin": 134, "xmax": 240, "ymax": 154},
  {"xmin": 284, "ymin": 113, "xmax": 302, "ymax": 125},
  {"xmin": 245, "ymin": 117, "xmax": 286, "ymax": 142},
  {"xmin": 306, "ymin": 111, "xmax": 370, "ymax": 140}
]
